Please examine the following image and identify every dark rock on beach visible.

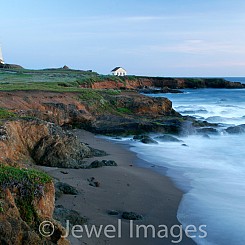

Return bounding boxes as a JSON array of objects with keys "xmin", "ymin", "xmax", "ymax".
[
  {"xmin": 87, "ymin": 177, "xmax": 100, "ymax": 187},
  {"xmin": 31, "ymin": 124, "xmax": 107, "ymax": 168},
  {"xmin": 122, "ymin": 212, "xmax": 144, "ymax": 220},
  {"xmin": 87, "ymin": 146, "xmax": 108, "ymax": 157},
  {"xmin": 55, "ymin": 182, "xmax": 79, "ymax": 199},
  {"xmin": 89, "ymin": 160, "xmax": 118, "ymax": 168},
  {"xmin": 54, "ymin": 205, "xmax": 88, "ymax": 228},
  {"xmin": 107, "ymin": 210, "xmax": 120, "ymax": 216},
  {"xmin": 32, "ymin": 131, "xmax": 91, "ymax": 168}
]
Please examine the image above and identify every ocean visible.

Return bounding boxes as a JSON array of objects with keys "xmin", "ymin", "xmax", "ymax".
[{"xmin": 108, "ymin": 85, "xmax": 245, "ymax": 245}]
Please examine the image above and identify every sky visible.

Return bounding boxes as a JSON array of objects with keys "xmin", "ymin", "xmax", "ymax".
[{"xmin": 1, "ymin": 0, "xmax": 245, "ymax": 76}]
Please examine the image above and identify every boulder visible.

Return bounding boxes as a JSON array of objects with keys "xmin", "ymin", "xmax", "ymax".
[
  {"xmin": 0, "ymin": 119, "xmax": 103, "ymax": 168},
  {"xmin": 89, "ymin": 160, "xmax": 117, "ymax": 168},
  {"xmin": 55, "ymin": 182, "xmax": 78, "ymax": 199},
  {"xmin": 196, "ymin": 127, "xmax": 219, "ymax": 135},
  {"xmin": 87, "ymin": 177, "xmax": 100, "ymax": 187},
  {"xmin": 122, "ymin": 212, "xmax": 143, "ymax": 220},
  {"xmin": 32, "ymin": 132, "xmax": 91, "ymax": 168},
  {"xmin": 87, "ymin": 146, "xmax": 108, "ymax": 157},
  {"xmin": 107, "ymin": 210, "xmax": 120, "ymax": 216},
  {"xmin": 155, "ymin": 135, "xmax": 182, "ymax": 142},
  {"xmin": 133, "ymin": 135, "xmax": 158, "ymax": 144},
  {"xmin": 54, "ymin": 205, "xmax": 88, "ymax": 228},
  {"xmin": 225, "ymin": 124, "xmax": 245, "ymax": 134}
]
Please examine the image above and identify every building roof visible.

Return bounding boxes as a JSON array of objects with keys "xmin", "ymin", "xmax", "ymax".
[{"xmin": 111, "ymin": 67, "xmax": 126, "ymax": 72}]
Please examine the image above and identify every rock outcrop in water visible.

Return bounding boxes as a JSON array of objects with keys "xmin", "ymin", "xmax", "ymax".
[{"xmin": 225, "ymin": 124, "xmax": 245, "ymax": 134}]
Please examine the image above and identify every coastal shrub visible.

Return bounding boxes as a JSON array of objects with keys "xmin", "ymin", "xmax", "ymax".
[
  {"xmin": 104, "ymin": 89, "xmax": 121, "ymax": 95},
  {"xmin": 0, "ymin": 200, "xmax": 3, "ymax": 212},
  {"xmin": 125, "ymin": 75, "xmax": 137, "ymax": 81},
  {"xmin": 79, "ymin": 89, "xmax": 102, "ymax": 101},
  {"xmin": 116, "ymin": 107, "xmax": 132, "ymax": 114},
  {"xmin": 0, "ymin": 108, "xmax": 16, "ymax": 119},
  {"xmin": 0, "ymin": 165, "xmax": 52, "ymax": 223},
  {"xmin": 57, "ymin": 82, "xmax": 76, "ymax": 87},
  {"xmin": 184, "ymin": 78, "xmax": 205, "ymax": 88}
]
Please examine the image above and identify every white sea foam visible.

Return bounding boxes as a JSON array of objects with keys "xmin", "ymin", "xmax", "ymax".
[{"xmin": 128, "ymin": 89, "xmax": 245, "ymax": 245}]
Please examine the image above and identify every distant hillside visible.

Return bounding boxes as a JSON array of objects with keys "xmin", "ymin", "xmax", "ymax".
[{"xmin": 0, "ymin": 63, "xmax": 24, "ymax": 69}]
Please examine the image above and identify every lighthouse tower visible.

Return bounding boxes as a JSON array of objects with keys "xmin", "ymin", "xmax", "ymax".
[{"xmin": 0, "ymin": 47, "xmax": 4, "ymax": 64}]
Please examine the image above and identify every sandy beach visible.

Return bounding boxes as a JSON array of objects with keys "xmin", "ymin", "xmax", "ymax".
[{"xmin": 41, "ymin": 129, "xmax": 196, "ymax": 245}]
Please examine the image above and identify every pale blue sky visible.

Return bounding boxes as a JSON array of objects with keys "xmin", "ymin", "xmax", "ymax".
[{"xmin": 1, "ymin": 0, "xmax": 245, "ymax": 76}]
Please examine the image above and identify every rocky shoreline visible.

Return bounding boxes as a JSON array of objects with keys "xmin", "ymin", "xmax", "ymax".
[
  {"xmin": 79, "ymin": 76, "xmax": 245, "ymax": 90},
  {"xmin": 0, "ymin": 74, "xmax": 244, "ymax": 244}
]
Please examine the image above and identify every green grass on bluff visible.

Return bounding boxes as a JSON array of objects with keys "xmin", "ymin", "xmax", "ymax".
[
  {"xmin": 0, "ymin": 108, "xmax": 16, "ymax": 119},
  {"xmin": 0, "ymin": 165, "xmax": 52, "ymax": 223},
  {"xmin": 0, "ymin": 68, "xmax": 134, "ymax": 92}
]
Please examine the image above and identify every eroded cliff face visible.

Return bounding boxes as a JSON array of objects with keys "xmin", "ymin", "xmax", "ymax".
[
  {"xmin": 0, "ymin": 91, "xmax": 92, "ymax": 125},
  {"xmin": 81, "ymin": 78, "xmax": 154, "ymax": 90},
  {"xmin": 0, "ymin": 118, "xmax": 109, "ymax": 244},
  {"xmin": 0, "ymin": 89, "xmax": 183, "ymax": 244},
  {"xmin": 0, "ymin": 120, "xmax": 50, "ymax": 164},
  {"xmin": 113, "ymin": 92, "xmax": 173, "ymax": 116},
  {"xmin": 79, "ymin": 77, "xmax": 245, "ymax": 90},
  {"xmin": 0, "ymin": 119, "xmax": 98, "ymax": 167},
  {"xmin": 0, "ymin": 90, "xmax": 178, "ymax": 135},
  {"xmin": 0, "ymin": 172, "xmax": 69, "ymax": 245}
]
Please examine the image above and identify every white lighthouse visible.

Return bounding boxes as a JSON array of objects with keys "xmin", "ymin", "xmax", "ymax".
[{"xmin": 0, "ymin": 47, "xmax": 4, "ymax": 64}]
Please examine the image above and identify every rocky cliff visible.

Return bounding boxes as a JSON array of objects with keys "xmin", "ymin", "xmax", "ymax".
[
  {"xmin": 0, "ymin": 118, "xmax": 108, "ymax": 244},
  {"xmin": 0, "ymin": 90, "xmax": 180, "ymax": 134},
  {"xmin": 0, "ymin": 82, "xmax": 216, "ymax": 244},
  {"xmin": 0, "ymin": 119, "xmax": 106, "ymax": 167},
  {"xmin": 79, "ymin": 76, "xmax": 245, "ymax": 90},
  {"xmin": 0, "ymin": 166, "xmax": 69, "ymax": 244}
]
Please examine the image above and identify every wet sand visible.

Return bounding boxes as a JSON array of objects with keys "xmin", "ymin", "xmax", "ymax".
[{"xmin": 42, "ymin": 129, "xmax": 196, "ymax": 245}]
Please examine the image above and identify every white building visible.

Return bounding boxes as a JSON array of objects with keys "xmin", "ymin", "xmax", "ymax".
[
  {"xmin": 111, "ymin": 67, "xmax": 127, "ymax": 76},
  {"xmin": 0, "ymin": 47, "xmax": 4, "ymax": 64}
]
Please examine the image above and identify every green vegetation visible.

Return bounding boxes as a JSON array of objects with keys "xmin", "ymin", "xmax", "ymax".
[
  {"xmin": 0, "ymin": 68, "xmax": 126, "ymax": 92},
  {"xmin": 0, "ymin": 68, "xmax": 97, "ymax": 83},
  {"xmin": 116, "ymin": 107, "xmax": 132, "ymax": 114},
  {"xmin": 0, "ymin": 108, "xmax": 16, "ymax": 119},
  {"xmin": 79, "ymin": 89, "xmax": 120, "ymax": 101},
  {"xmin": 0, "ymin": 68, "xmax": 96, "ymax": 91},
  {"xmin": 77, "ymin": 89, "xmax": 133, "ymax": 115},
  {"xmin": 0, "ymin": 165, "xmax": 52, "ymax": 223},
  {"xmin": 0, "ymin": 200, "xmax": 3, "ymax": 212},
  {"xmin": 0, "ymin": 68, "xmax": 137, "ymax": 92},
  {"xmin": 78, "ymin": 90, "xmax": 113, "ymax": 113}
]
